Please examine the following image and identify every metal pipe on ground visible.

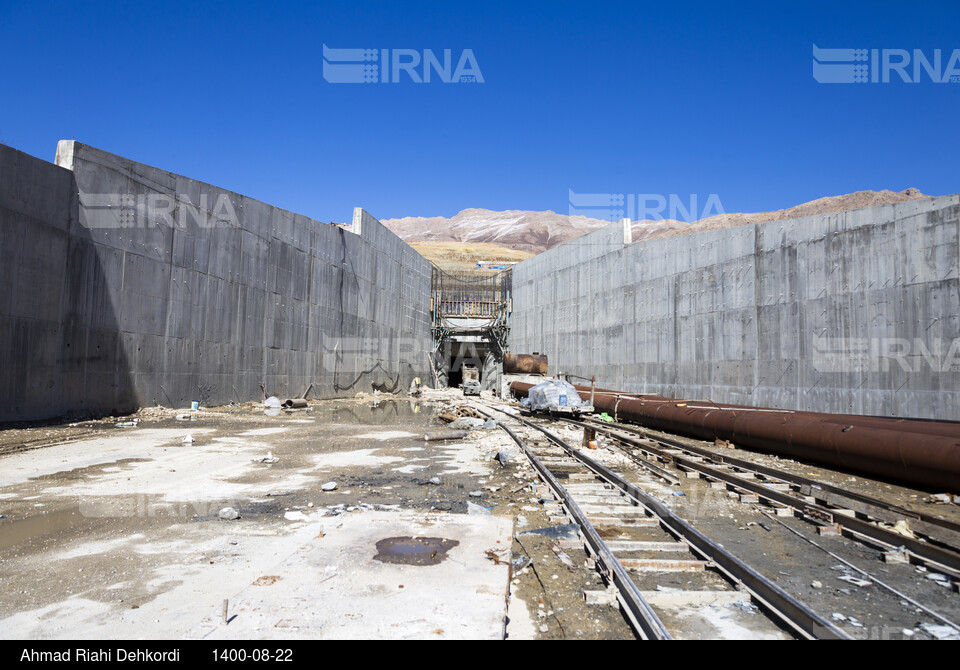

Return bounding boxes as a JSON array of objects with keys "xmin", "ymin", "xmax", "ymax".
[
  {"xmin": 509, "ymin": 382, "xmax": 960, "ymax": 492},
  {"xmin": 566, "ymin": 384, "xmax": 960, "ymax": 438},
  {"xmin": 281, "ymin": 398, "xmax": 308, "ymax": 409}
]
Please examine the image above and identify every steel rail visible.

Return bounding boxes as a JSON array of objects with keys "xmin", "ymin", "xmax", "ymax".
[
  {"xmin": 483, "ymin": 404, "xmax": 850, "ymax": 640},
  {"xmin": 563, "ymin": 417, "xmax": 960, "ymax": 578},
  {"xmin": 472, "ymin": 405, "xmax": 672, "ymax": 640},
  {"xmin": 580, "ymin": 416, "xmax": 960, "ymax": 545}
]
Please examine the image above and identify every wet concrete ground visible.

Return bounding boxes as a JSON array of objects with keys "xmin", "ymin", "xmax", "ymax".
[
  {"xmin": 0, "ymin": 390, "xmax": 628, "ymax": 640},
  {"xmin": 1, "ymin": 389, "xmax": 958, "ymax": 640}
]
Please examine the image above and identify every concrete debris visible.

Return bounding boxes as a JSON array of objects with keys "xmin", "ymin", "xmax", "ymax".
[
  {"xmin": 467, "ymin": 501, "xmax": 491, "ymax": 515},
  {"xmin": 730, "ymin": 601, "xmax": 760, "ymax": 615},
  {"xmin": 284, "ymin": 511, "xmax": 309, "ymax": 522},
  {"xmin": 511, "ymin": 556, "xmax": 532, "ymax": 571},
  {"xmin": 811, "ymin": 581, "xmax": 822, "ymax": 589},
  {"xmin": 448, "ymin": 417, "xmax": 486, "ymax": 430},
  {"xmin": 837, "ymin": 575, "xmax": 871, "ymax": 587},
  {"xmin": 253, "ymin": 452, "xmax": 279, "ymax": 464},
  {"xmin": 551, "ymin": 544, "xmax": 575, "ymax": 568},
  {"xmin": 321, "ymin": 482, "xmax": 338, "ymax": 491},
  {"xmin": 218, "ymin": 507, "xmax": 240, "ymax": 521},
  {"xmin": 517, "ymin": 524, "xmax": 580, "ymax": 541},
  {"xmin": 469, "ymin": 491, "xmax": 482, "ymax": 498},
  {"xmin": 429, "ymin": 477, "xmax": 441, "ymax": 485},
  {"xmin": 927, "ymin": 493, "xmax": 958, "ymax": 505},
  {"xmin": 920, "ymin": 623, "xmax": 960, "ymax": 640}
]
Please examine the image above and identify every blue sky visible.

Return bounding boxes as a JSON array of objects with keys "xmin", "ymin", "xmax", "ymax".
[{"xmin": 2, "ymin": 0, "xmax": 959, "ymax": 223}]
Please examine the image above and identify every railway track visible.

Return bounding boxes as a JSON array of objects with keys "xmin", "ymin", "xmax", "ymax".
[
  {"xmin": 471, "ymin": 399, "xmax": 851, "ymax": 640},
  {"xmin": 561, "ymin": 415, "xmax": 960, "ymax": 581}
]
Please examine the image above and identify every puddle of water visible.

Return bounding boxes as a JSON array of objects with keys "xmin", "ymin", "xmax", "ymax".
[
  {"xmin": 29, "ymin": 458, "xmax": 151, "ymax": 483},
  {"xmin": 373, "ymin": 536, "xmax": 460, "ymax": 566},
  {"xmin": 315, "ymin": 400, "xmax": 438, "ymax": 427},
  {"xmin": 0, "ymin": 506, "xmax": 94, "ymax": 551}
]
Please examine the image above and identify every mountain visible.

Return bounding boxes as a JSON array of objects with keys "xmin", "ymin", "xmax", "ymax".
[{"xmin": 382, "ymin": 189, "xmax": 931, "ymax": 256}]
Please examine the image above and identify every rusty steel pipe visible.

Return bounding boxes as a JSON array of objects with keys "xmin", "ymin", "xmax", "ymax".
[
  {"xmin": 503, "ymin": 353, "xmax": 548, "ymax": 375},
  {"xmin": 510, "ymin": 382, "xmax": 960, "ymax": 492},
  {"xmin": 562, "ymin": 384, "xmax": 960, "ymax": 440}
]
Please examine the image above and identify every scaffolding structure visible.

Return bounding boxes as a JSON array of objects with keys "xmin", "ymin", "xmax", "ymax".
[{"xmin": 430, "ymin": 266, "xmax": 512, "ymax": 360}]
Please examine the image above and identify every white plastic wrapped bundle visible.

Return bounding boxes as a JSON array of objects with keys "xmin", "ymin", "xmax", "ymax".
[{"xmin": 524, "ymin": 380, "xmax": 585, "ymax": 411}]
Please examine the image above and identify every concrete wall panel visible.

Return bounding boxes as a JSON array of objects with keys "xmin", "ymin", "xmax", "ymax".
[
  {"xmin": 512, "ymin": 195, "xmax": 960, "ymax": 419},
  {"xmin": 0, "ymin": 141, "xmax": 432, "ymax": 422}
]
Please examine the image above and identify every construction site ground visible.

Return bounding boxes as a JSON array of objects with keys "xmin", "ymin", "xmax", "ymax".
[{"xmin": 0, "ymin": 389, "xmax": 958, "ymax": 640}]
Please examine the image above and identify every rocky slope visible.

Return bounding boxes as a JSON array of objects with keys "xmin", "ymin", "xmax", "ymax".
[{"xmin": 383, "ymin": 189, "xmax": 931, "ymax": 255}]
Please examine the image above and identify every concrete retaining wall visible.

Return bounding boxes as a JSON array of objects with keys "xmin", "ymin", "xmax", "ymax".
[
  {"xmin": 510, "ymin": 196, "xmax": 960, "ymax": 419},
  {"xmin": 0, "ymin": 141, "xmax": 432, "ymax": 422}
]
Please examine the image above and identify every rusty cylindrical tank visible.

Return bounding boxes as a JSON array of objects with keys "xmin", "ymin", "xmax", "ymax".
[
  {"xmin": 503, "ymin": 353, "xmax": 548, "ymax": 375},
  {"xmin": 510, "ymin": 382, "xmax": 960, "ymax": 492}
]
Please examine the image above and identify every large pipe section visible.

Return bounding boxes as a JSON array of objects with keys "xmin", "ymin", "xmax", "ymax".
[
  {"xmin": 510, "ymin": 382, "xmax": 960, "ymax": 492},
  {"xmin": 503, "ymin": 353, "xmax": 548, "ymax": 375},
  {"xmin": 565, "ymin": 384, "xmax": 960, "ymax": 439}
]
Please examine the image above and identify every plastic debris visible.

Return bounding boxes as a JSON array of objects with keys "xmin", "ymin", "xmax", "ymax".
[
  {"xmin": 218, "ymin": 507, "xmax": 240, "ymax": 520},
  {"xmin": 264, "ymin": 396, "xmax": 282, "ymax": 408},
  {"xmin": 182, "ymin": 435, "xmax": 195, "ymax": 444},
  {"xmin": 926, "ymin": 572, "xmax": 951, "ymax": 587},
  {"xmin": 597, "ymin": 412, "xmax": 614, "ymax": 422},
  {"xmin": 253, "ymin": 452, "xmax": 279, "ymax": 464},
  {"xmin": 115, "ymin": 419, "xmax": 140, "ymax": 428},
  {"xmin": 837, "ymin": 575, "xmax": 871, "ymax": 587}
]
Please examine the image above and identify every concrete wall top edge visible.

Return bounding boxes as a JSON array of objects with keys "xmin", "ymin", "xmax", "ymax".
[
  {"xmin": 54, "ymin": 140, "xmax": 343, "ymax": 243},
  {"xmin": 52, "ymin": 141, "xmax": 429, "ymax": 268},
  {"xmin": 517, "ymin": 193, "xmax": 960, "ymax": 277}
]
